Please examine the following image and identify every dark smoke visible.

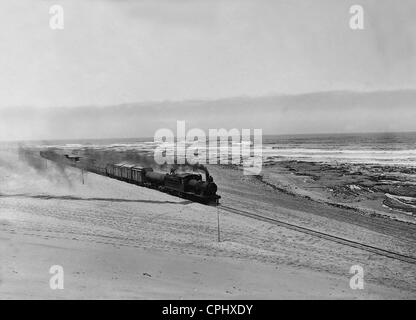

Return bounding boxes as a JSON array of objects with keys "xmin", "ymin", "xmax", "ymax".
[{"xmin": 68, "ymin": 148, "xmax": 212, "ymax": 180}]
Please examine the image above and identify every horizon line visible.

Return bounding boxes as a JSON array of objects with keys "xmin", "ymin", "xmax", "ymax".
[
  {"xmin": 3, "ymin": 130, "xmax": 416, "ymax": 144},
  {"xmin": 2, "ymin": 88, "xmax": 416, "ymax": 110}
]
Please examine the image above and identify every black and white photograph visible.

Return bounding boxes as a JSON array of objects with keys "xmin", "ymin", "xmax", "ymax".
[{"xmin": 0, "ymin": 0, "xmax": 415, "ymax": 305}]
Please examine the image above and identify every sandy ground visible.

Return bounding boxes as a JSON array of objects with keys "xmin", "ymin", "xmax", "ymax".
[
  {"xmin": 1, "ymin": 234, "xmax": 409, "ymax": 299},
  {"xmin": 0, "ymin": 149, "xmax": 415, "ymax": 299}
]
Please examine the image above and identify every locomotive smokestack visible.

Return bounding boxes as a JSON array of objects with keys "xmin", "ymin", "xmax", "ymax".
[{"xmin": 194, "ymin": 163, "xmax": 210, "ymax": 181}]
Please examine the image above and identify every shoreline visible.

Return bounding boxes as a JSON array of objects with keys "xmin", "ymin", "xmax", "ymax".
[{"xmin": 258, "ymin": 160, "xmax": 416, "ymax": 224}]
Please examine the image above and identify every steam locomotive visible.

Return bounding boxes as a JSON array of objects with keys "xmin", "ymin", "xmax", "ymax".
[
  {"xmin": 40, "ymin": 150, "xmax": 220, "ymax": 205},
  {"xmin": 104, "ymin": 162, "xmax": 219, "ymax": 204}
]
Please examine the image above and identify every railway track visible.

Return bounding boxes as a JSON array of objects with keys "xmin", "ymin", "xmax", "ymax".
[{"xmin": 219, "ymin": 205, "xmax": 416, "ymax": 265}]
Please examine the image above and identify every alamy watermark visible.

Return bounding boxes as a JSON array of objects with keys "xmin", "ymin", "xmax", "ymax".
[
  {"xmin": 154, "ymin": 121, "xmax": 262, "ymax": 175},
  {"xmin": 349, "ymin": 5, "xmax": 364, "ymax": 30},
  {"xmin": 49, "ymin": 265, "xmax": 64, "ymax": 290},
  {"xmin": 49, "ymin": 5, "xmax": 64, "ymax": 30},
  {"xmin": 47, "ymin": 4, "xmax": 364, "ymax": 32},
  {"xmin": 349, "ymin": 264, "xmax": 364, "ymax": 290}
]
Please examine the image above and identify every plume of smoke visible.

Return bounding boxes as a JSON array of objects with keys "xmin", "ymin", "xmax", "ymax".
[
  {"xmin": 77, "ymin": 148, "xmax": 212, "ymax": 180},
  {"xmin": 17, "ymin": 145, "xmax": 47, "ymax": 171},
  {"xmin": 19, "ymin": 146, "xmax": 78, "ymax": 187}
]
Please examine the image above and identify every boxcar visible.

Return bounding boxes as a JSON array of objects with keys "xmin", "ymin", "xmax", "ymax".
[
  {"xmin": 106, "ymin": 164, "xmax": 115, "ymax": 177},
  {"xmin": 131, "ymin": 166, "xmax": 152, "ymax": 184},
  {"xmin": 121, "ymin": 163, "xmax": 135, "ymax": 180}
]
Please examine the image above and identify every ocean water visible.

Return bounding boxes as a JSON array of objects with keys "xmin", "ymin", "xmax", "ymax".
[
  {"xmin": 6, "ymin": 131, "xmax": 416, "ymax": 167},
  {"xmin": 263, "ymin": 132, "xmax": 416, "ymax": 216},
  {"xmin": 263, "ymin": 132, "xmax": 416, "ymax": 167}
]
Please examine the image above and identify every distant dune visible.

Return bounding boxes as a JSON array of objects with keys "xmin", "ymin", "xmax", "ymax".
[{"xmin": 1, "ymin": 90, "xmax": 416, "ymax": 141}]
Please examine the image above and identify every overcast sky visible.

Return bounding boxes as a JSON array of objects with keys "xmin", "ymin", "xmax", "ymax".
[
  {"xmin": 0, "ymin": 0, "xmax": 415, "ymax": 140},
  {"xmin": 0, "ymin": 0, "xmax": 415, "ymax": 109}
]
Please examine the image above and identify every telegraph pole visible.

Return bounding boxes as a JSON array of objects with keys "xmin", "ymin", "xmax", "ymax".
[{"xmin": 216, "ymin": 200, "xmax": 221, "ymax": 242}]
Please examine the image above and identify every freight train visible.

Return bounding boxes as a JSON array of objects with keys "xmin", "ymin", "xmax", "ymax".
[{"xmin": 40, "ymin": 150, "xmax": 220, "ymax": 205}]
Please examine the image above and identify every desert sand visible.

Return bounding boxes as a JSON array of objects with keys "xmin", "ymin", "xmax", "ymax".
[{"xmin": 0, "ymin": 148, "xmax": 415, "ymax": 299}]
